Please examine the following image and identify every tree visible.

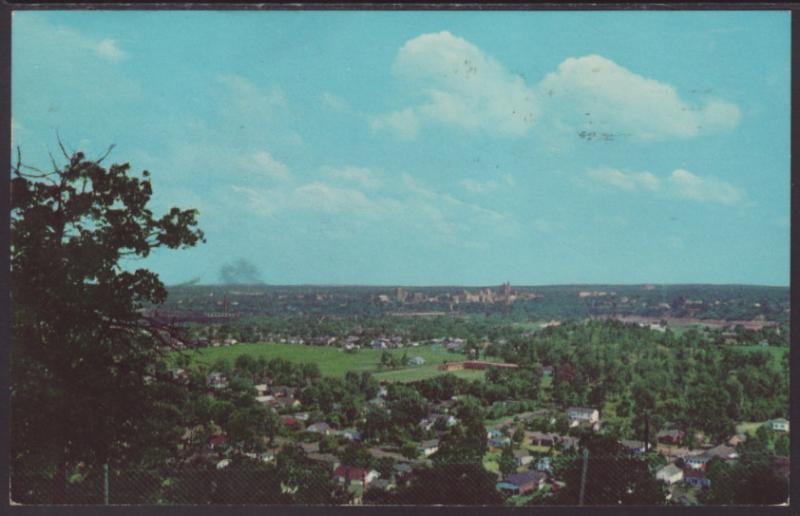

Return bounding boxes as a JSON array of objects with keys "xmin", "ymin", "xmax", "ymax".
[
  {"xmin": 389, "ymin": 463, "xmax": 502, "ymax": 505},
  {"xmin": 498, "ymin": 445, "xmax": 517, "ymax": 478},
  {"xmin": 10, "ymin": 145, "xmax": 204, "ymax": 499},
  {"xmin": 550, "ymin": 434, "xmax": 666, "ymax": 505}
]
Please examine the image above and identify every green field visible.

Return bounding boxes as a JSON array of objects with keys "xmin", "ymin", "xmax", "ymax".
[
  {"xmin": 736, "ymin": 345, "xmax": 788, "ymax": 361},
  {"xmin": 180, "ymin": 342, "xmax": 485, "ymax": 382},
  {"xmin": 735, "ymin": 421, "xmax": 764, "ymax": 437}
]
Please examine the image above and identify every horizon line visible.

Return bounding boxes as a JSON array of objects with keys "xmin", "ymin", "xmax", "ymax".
[{"xmin": 166, "ymin": 281, "xmax": 790, "ymax": 289}]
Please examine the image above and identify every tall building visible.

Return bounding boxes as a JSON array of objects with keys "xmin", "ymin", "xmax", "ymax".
[{"xmin": 395, "ymin": 287, "xmax": 408, "ymax": 303}]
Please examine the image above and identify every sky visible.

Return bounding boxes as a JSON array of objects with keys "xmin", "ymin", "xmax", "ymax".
[{"xmin": 11, "ymin": 10, "xmax": 791, "ymax": 286}]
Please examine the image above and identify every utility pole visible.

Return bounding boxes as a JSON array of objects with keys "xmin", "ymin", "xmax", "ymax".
[
  {"xmin": 103, "ymin": 463, "xmax": 109, "ymax": 505},
  {"xmin": 578, "ymin": 448, "xmax": 589, "ymax": 506}
]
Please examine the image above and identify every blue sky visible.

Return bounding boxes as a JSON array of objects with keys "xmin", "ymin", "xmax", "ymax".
[{"xmin": 12, "ymin": 10, "xmax": 790, "ymax": 286}]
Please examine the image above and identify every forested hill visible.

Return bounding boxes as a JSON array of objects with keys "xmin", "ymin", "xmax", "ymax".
[{"xmin": 156, "ymin": 283, "xmax": 789, "ymax": 323}]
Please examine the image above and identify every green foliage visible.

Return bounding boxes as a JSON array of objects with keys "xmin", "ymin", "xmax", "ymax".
[
  {"xmin": 385, "ymin": 463, "xmax": 503, "ymax": 505},
  {"xmin": 498, "ymin": 446, "xmax": 517, "ymax": 478},
  {"xmin": 550, "ymin": 434, "xmax": 666, "ymax": 505},
  {"xmin": 10, "ymin": 147, "xmax": 204, "ymax": 487}
]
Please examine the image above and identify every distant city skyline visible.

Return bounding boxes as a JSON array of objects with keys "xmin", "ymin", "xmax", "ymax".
[{"xmin": 12, "ymin": 10, "xmax": 790, "ymax": 286}]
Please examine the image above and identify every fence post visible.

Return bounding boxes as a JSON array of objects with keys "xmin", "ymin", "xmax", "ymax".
[
  {"xmin": 103, "ymin": 463, "xmax": 109, "ymax": 505},
  {"xmin": 578, "ymin": 448, "xmax": 589, "ymax": 506}
]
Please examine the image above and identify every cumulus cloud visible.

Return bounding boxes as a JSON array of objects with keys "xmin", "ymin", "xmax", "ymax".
[
  {"xmin": 585, "ymin": 166, "xmax": 744, "ymax": 205},
  {"xmin": 376, "ymin": 31, "xmax": 537, "ymax": 138},
  {"xmin": 92, "ymin": 38, "xmax": 127, "ymax": 61},
  {"xmin": 249, "ymin": 151, "xmax": 291, "ymax": 181},
  {"xmin": 586, "ymin": 167, "xmax": 661, "ymax": 192},
  {"xmin": 537, "ymin": 54, "xmax": 741, "ymax": 141},
  {"xmin": 232, "ymin": 170, "xmax": 517, "ymax": 244},
  {"xmin": 370, "ymin": 108, "xmax": 419, "ymax": 140},
  {"xmin": 667, "ymin": 169, "xmax": 744, "ymax": 205}
]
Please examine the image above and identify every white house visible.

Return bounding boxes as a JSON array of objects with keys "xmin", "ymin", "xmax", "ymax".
[
  {"xmin": 768, "ymin": 418, "xmax": 790, "ymax": 432},
  {"xmin": 656, "ymin": 464, "xmax": 684, "ymax": 484},
  {"xmin": 420, "ymin": 439, "xmax": 439, "ymax": 457},
  {"xmin": 566, "ymin": 407, "xmax": 599, "ymax": 426}
]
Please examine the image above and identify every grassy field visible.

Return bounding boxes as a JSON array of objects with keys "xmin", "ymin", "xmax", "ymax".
[
  {"xmin": 180, "ymin": 342, "xmax": 485, "ymax": 382},
  {"xmin": 736, "ymin": 421, "xmax": 764, "ymax": 437}
]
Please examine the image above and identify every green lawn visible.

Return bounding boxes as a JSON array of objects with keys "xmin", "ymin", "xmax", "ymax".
[
  {"xmin": 736, "ymin": 421, "xmax": 764, "ymax": 437},
  {"xmin": 179, "ymin": 342, "xmax": 479, "ymax": 381}
]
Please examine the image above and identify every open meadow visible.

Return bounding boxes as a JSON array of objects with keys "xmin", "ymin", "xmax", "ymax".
[{"xmin": 179, "ymin": 342, "xmax": 488, "ymax": 382}]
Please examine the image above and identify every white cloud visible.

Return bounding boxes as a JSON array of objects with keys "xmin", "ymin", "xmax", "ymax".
[
  {"xmin": 325, "ymin": 166, "xmax": 381, "ymax": 189},
  {"xmin": 92, "ymin": 38, "xmax": 127, "ymax": 62},
  {"xmin": 585, "ymin": 166, "xmax": 744, "ymax": 205},
  {"xmin": 460, "ymin": 178, "xmax": 498, "ymax": 193},
  {"xmin": 586, "ymin": 167, "xmax": 661, "ymax": 192},
  {"xmin": 292, "ymin": 182, "xmax": 383, "ymax": 215},
  {"xmin": 239, "ymin": 151, "xmax": 291, "ymax": 182},
  {"xmin": 370, "ymin": 108, "xmax": 419, "ymax": 140},
  {"xmin": 377, "ymin": 31, "xmax": 537, "ymax": 138},
  {"xmin": 232, "ymin": 171, "xmax": 517, "ymax": 245},
  {"xmin": 537, "ymin": 54, "xmax": 741, "ymax": 141},
  {"xmin": 217, "ymin": 74, "xmax": 289, "ymax": 122},
  {"xmin": 373, "ymin": 35, "xmax": 740, "ymax": 144},
  {"xmin": 667, "ymin": 168, "xmax": 743, "ymax": 204}
]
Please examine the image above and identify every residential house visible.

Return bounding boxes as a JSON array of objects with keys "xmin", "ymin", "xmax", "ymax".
[
  {"xmin": 368, "ymin": 447, "xmax": 407, "ymax": 462},
  {"xmin": 207, "ymin": 372, "xmax": 228, "ymax": 389},
  {"xmin": 620, "ymin": 439, "xmax": 648, "ymax": 455},
  {"xmin": 280, "ymin": 415, "xmax": 300, "ymax": 430},
  {"xmin": 254, "ymin": 384, "xmax": 269, "ymax": 396},
  {"xmin": 535, "ymin": 456, "xmax": 552, "ymax": 472},
  {"xmin": 367, "ymin": 478, "xmax": 395, "ymax": 492},
  {"xmin": 496, "ymin": 470, "xmax": 547, "ymax": 495},
  {"xmin": 560, "ymin": 436, "xmax": 581, "ymax": 450},
  {"xmin": 489, "ymin": 436, "xmax": 512, "ymax": 449},
  {"xmin": 525, "ymin": 431, "xmax": 557, "ymax": 448},
  {"xmin": 513, "ymin": 449, "xmax": 533, "ymax": 467},
  {"xmin": 657, "ymin": 429, "xmax": 685, "ymax": 445},
  {"xmin": 307, "ymin": 453, "xmax": 341, "ymax": 471},
  {"xmin": 683, "ymin": 452, "xmax": 712, "ymax": 471},
  {"xmin": 419, "ymin": 439, "xmax": 440, "ymax": 457},
  {"xmin": 705, "ymin": 444, "xmax": 738, "ymax": 461},
  {"xmin": 244, "ymin": 451, "xmax": 275, "ymax": 464},
  {"xmin": 684, "ymin": 470, "xmax": 711, "ymax": 488},
  {"xmin": 276, "ymin": 397, "xmax": 301, "ymax": 410},
  {"xmin": 336, "ymin": 428, "xmax": 362, "ymax": 442},
  {"xmin": 487, "ymin": 428, "xmax": 504, "ymax": 440},
  {"xmin": 293, "ymin": 412, "xmax": 310, "ymax": 422},
  {"xmin": 255, "ymin": 394, "xmax": 275, "ymax": 405},
  {"xmin": 306, "ymin": 422, "xmax": 331, "ymax": 435},
  {"xmin": 566, "ymin": 407, "xmax": 599, "ymax": 426},
  {"xmin": 334, "ymin": 465, "xmax": 380, "ymax": 487},
  {"xmin": 767, "ymin": 418, "xmax": 790, "ymax": 432},
  {"xmin": 208, "ymin": 435, "xmax": 227, "ymax": 451},
  {"xmin": 298, "ymin": 441, "xmax": 320, "ymax": 454},
  {"xmin": 656, "ymin": 464, "xmax": 684, "ymax": 485}
]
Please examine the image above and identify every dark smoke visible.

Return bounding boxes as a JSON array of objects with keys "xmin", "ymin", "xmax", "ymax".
[{"xmin": 219, "ymin": 259, "xmax": 264, "ymax": 285}]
